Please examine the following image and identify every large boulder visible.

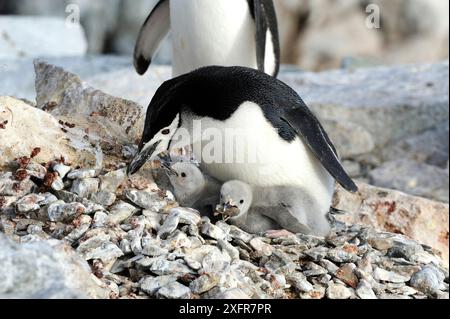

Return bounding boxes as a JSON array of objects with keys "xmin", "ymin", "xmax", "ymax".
[
  {"xmin": 0, "ymin": 16, "xmax": 87, "ymax": 59},
  {"xmin": 333, "ymin": 182, "xmax": 449, "ymax": 267},
  {"xmin": 0, "ymin": 96, "xmax": 98, "ymax": 170},
  {"xmin": 368, "ymin": 159, "xmax": 449, "ymax": 203},
  {"xmin": 0, "ymin": 234, "xmax": 110, "ymax": 299},
  {"xmin": 280, "ymin": 62, "xmax": 449, "ymax": 152},
  {"xmin": 33, "ymin": 60, "xmax": 146, "ymax": 147}
]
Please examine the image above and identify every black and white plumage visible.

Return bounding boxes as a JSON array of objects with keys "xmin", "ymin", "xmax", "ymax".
[
  {"xmin": 134, "ymin": 0, "xmax": 280, "ymax": 77},
  {"xmin": 128, "ymin": 66, "xmax": 358, "ymax": 228}
]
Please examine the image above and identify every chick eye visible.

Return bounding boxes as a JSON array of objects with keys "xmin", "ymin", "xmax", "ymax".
[
  {"xmin": 181, "ymin": 172, "xmax": 187, "ymax": 178},
  {"xmin": 161, "ymin": 129, "xmax": 170, "ymax": 135},
  {"xmin": 240, "ymin": 200, "xmax": 244, "ymax": 204}
]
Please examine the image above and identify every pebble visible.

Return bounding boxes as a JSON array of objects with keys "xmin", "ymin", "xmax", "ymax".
[
  {"xmin": 125, "ymin": 189, "xmax": 167, "ymax": 212},
  {"xmin": 149, "ymin": 258, "xmax": 194, "ymax": 276},
  {"xmin": 286, "ymin": 273, "xmax": 314, "ymax": 293},
  {"xmin": 65, "ymin": 215, "xmax": 92, "ymax": 243},
  {"xmin": 0, "ymin": 172, "xmax": 35, "ymax": 197},
  {"xmin": 373, "ymin": 267, "xmax": 410, "ymax": 283},
  {"xmin": 70, "ymin": 178, "xmax": 99, "ymax": 198},
  {"xmin": 26, "ymin": 163, "xmax": 47, "ymax": 179},
  {"xmin": 40, "ymin": 192, "xmax": 58, "ymax": 206},
  {"xmin": 90, "ymin": 191, "xmax": 116, "ymax": 207},
  {"xmin": 190, "ymin": 274, "xmax": 219, "ymax": 294},
  {"xmin": 200, "ymin": 220, "xmax": 227, "ymax": 241},
  {"xmin": 158, "ymin": 211, "xmax": 180, "ymax": 240},
  {"xmin": 77, "ymin": 234, "xmax": 124, "ymax": 262},
  {"xmin": 47, "ymin": 201, "xmax": 86, "ymax": 222},
  {"xmin": 170, "ymin": 207, "xmax": 201, "ymax": 225},
  {"xmin": 99, "ymin": 169, "xmax": 126, "ymax": 192},
  {"xmin": 304, "ymin": 246, "xmax": 329, "ymax": 261},
  {"xmin": 16, "ymin": 194, "xmax": 45, "ymax": 213},
  {"xmin": 356, "ymin": 279, "xmax": 377, "ymax": 299},
  {"xmin": 141, "ymin": 275, "xmax": 178, "ymax": 296},
  {"xmin": 67, "ymin": 168, "xmax": 98, "ymax": 179},
  {"xmin": 326, "ymin": 283, "xmax": 353, "ymax": 299},
  {"xmin": 53, "ymin": 164, "xmax": 72, "ymax": 179},
  {"xmin": 335, "ymin": 263, "xmax": 359, "ymax": 288},
  {"xmin": 157, "ymin": 281, "xmax": 191, "ymax": 299},
  {"xmin": 51, "ymin": 177, "xmax": 65, "ymax": 191},
  {"xmin": 410, "ymin": 265, "xmax": 445, "ymax": 294}
]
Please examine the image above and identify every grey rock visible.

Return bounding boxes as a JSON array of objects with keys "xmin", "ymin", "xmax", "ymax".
[
  {"xmin": 48, "ymin": 201, "xmax": 86, "ymax": 222},
  {"xmin": 76, "ymin": 234, "xmax": 123, "ymax": 262},
  {"xmin": 280, "ymin": 62, "xmax": 449, "ymax": 150},
  {"xmin": 107, "ymin": 201, "xmax": 139, "ymax": 225},
  {"xmin": 356, "ymin": 279, "xmax": 377, "ymax": 299},
  {"xmin": 373, "ymin": 267, "xmax": 410, "ymax": 283},
  {"xmin": 16, "ymin": 194, "xmax": 45, "ymax": 213},
  {"xmin": 90, "ymin": 191, "xmax": 116, "ymax": 207},
  {"xmin": 0, "ymin": 16, "xmax": 87, "ymax": 59},
  {"xmin": 140, "ymin": 275, "xmax": 178, "ymax": 296},
  {"xmin": 67, "ymin": 169, "xmax": 99, "ymax": 180},
  {"xmin": 65, "ymin": 215, "xmax": 92, "ymax": 244},
  {"xmin": 170, "ymin": 207, "xmax": 202, "ymax": 225},
  {"xmin": 228, "ymin": 225, "xmax": 253, "ymax": 243},
  {"xmin": 71, "ymin": 178, "xmax": 100, "ymax": 198},
  {"xmin": 53, "ymin": 164, "xmax": 72, "ymax": 179},
  {"xmin": 92, "ymin": 211, "xmax": 108, "ymax": 228},
  {"xmin": 158, "ymin": 211, "xmax": 181, "ymax": 240},
  {"xmin": 190, "ymin": 274, "xmax": 219, "ymax": 294},
  {"xmin": 208, "ymin": 288, "xmax": 250, "ymax": 299},
  {"xmin": 327, "ymin": 247, "xmax": 359, "ymax": 263},
  {"xmin": 335, "ymin": 263, "xmax": 359, "ymax": 288},
  {"xmin": 25, "ymin": 162, "xmax": 47, "ymax": 179},
  {"xmin": 99, "ymin": 169, "xmax": 126, "ymax": 192},
  {"xmin": 218, "ymin": 239, "xmax": 240, "ymax": 262},
  {"xmin": 304, "ymin": 246, "xmax": 329, "ymax": 261},
  {"xmin": 55, "ymin": 190, "xmax": 80, "ymax": 203},
  {"xmin": 157, "ymin": 281, "xmax": 191, "ymax": 299},
  {"xmin": 319, "ymin": 259, "xmax": 339, "ymax": 275},
  {"xmin": 0, "ymin": 172, "xmax": 36, "ymax": 197},
  {"xmin": 0, "ymin": 234, "xmax": 108, "ymax": 299},
  {"xmin": 125, "ymin": 189, "xmax": 167, "ymax": 212},
  {"xmin": 50, "ymin": 177, "xmax": 65, "ymax": 191},
  {"xmin": 149, "ymin": 258, "xmax": 194, "ymax": 277},
  {"xmin": 326, "ymin": 283, "xmax": 353, "ymax": 299},
  {"xmin": 303, "ymin": 262, "xmax": 328, "ymax": 277},
  {"xmin": 200, "ymin": 220, "xmax": 227, "ymax": 241},
  {"xmin": 369, "ymin": 159, "xmax": 449, "ymax": 202},
  {"xmin": 40, "ymin": 192, "xmax": 58, "ymax": 206},
  {"xmin": 286, "ymin": 273, "xmax": 314, "ymax": 293},
  {"xmin": 410, "ymin": 265, "xmax": 446, "ymax": 294},
  {"xmin": 250, "ymin": 238, "xmax": 274, "ymax": 257}
]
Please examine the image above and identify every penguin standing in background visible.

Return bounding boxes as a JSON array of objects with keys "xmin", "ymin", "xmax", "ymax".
[
  {"xmin": 127, "ymin": 66, "xmax": 358, "ymax": 236},
  {"xmin": 134, "ymin": 0, "xmax": 280, "ymax": 77}
]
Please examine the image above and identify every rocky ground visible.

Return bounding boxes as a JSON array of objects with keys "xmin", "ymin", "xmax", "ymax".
[{"xmin": 1, "ymin": 58, "xmax": 449, "ymax": 299}]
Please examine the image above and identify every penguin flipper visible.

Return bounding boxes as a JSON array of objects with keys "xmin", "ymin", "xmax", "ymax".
[
  {"xmin": 253, "ymin": 0, "xmax": 280, "ymax": 77},
  {"xmin": 282, "ymin": 106, "xmax": 359, "ymax": 193},
  {"xmin": 134, "ymin": 0, "xmax": 170, "ymax": 75}
]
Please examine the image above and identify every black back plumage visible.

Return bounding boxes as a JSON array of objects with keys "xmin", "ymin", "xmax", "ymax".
[{"xmin": 140, "ymin": 66, "xmax": 358, "ymax": 193}]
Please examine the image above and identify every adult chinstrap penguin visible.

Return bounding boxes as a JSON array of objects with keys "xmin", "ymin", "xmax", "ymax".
[
  {"xmin": 127, "ymin": 66, "xmax": 358, "ymax": 228},
  {"xmin": 134, "ymin": 0, "xmax": 280, "ymax": 77}
]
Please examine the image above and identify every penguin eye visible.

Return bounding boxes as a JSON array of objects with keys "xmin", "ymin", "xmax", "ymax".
[
  {"xmin": 161, "ymin": 129, "xmax": 170, "ymax": 135},
  {"xmin": 181, "ymin": 172, "xmax": 187, "ymax": 178},
  {"xmin": 240, "ymin": 200, "xmax": 244, "ymax": 204}
]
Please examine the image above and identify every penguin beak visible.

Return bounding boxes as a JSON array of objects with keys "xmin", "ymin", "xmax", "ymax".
[{"xmin": 127, "ymin": 141, "xmax": 160, "ymax": 176}]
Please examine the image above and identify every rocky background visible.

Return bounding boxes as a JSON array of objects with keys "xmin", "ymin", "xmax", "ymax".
[{"xmin": 0, "ymin": 0, "xmax": 449, "ymax": 299}]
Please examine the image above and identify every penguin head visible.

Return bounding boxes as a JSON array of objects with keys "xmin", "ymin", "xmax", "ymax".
[
  {"xmin": 166, "ymin": 162, "xmax": 206, "ymax": 196},
  {"xmin": 127, "ymin": 76, "xmax": 189, "ymax": 175},
  {"xmin": 218, "ymin": 180, "xmax": 253, "ymax": 220}
]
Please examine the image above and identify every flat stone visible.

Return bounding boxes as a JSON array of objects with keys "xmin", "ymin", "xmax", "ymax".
[
  {"xmin": 157, "ymin": 282, "xmax": 191, "ymax": 299},
  {"xmin": 76, "ymin": 235, "xmax": 123, "ymax": 263},
  {"xmin": 47, "ymin": 201, "xmax": 86, "ymax": 222},
  {"xmin": 190, "ymin": 274, "xmax": 219, "ymax": 294},
  {"xmin": 373, "ymin": 267, "xmax": 410, "ymax": 283},
  {"xmin": 99, "ymin": 169, "xmax": 126, "ymax": 192},
  {"xmin": 200, "ymin": 221, "xmax": 227, "ymax": 241},
  {"xmin": 16, "ymin": 194, "xmax": 45, "ymax": 213},
  {"xmin": 107, "ymin": 201, "xmax": 138, "ymax": 225},
  {"xmin": 326, "ymin": 283, "xmax": 352, "ymax": 299},
  {"xmin": 158, "ymin": 211, "xmax": 180, "ymax": 240},
  {"xmin": 335, "ymin": 263, "xmax": 359, "ymax": 288},
  {"xmin": 67, "ymin": 169, "xmax": 99, "ymax": 180},
  {"xmin": 250, "ymin": 238, "xmax": 274, "ymax": 256},
  {"xmin": 170, "ymin": 207, "xmax": 202, "ymax": 225},
  {"xmin": 410, "ymin": 265, "xmax": 446, "ymax": 294},
  {"xmin": 90, "ymin": 191, "xmax": 116, "ymax": 207},
  {"xmin": 70, "ymin": 178, "xmax": 99, "ymax": 198},
  {"xmin": 140, "ymin": 275, "xmax": 178, "ymax": 296},
  {"xmin": 0, "ymin": 172, "xmax": 36, "ymax": 197},
  {"xmin": 125, "ymin": 189, "xmax": 167, "ymax": 212},
  {"xmin": 286, "ymin": 273, "xmax": 314, "ymax": 293},
  {"xmin": 53, "ymin": 164, "xmax": 71, "ymax": 179}
]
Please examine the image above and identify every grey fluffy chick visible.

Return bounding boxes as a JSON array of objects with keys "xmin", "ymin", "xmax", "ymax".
[
  {"xmin": 165, "ymin": 162, "xmax": 221, "ymax": 218},
  {"xmin": 218, "ymin": 180, "xmax": 329, "ymax": 236}
]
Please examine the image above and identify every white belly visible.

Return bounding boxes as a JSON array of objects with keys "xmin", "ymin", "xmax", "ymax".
[
  {"xmin": 177, "ymin": 102, "xmax": 335, "ymax": 214},
  {"xmin": 170, "ymin": 0, "xmax": 275, "ymax": 76}
]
